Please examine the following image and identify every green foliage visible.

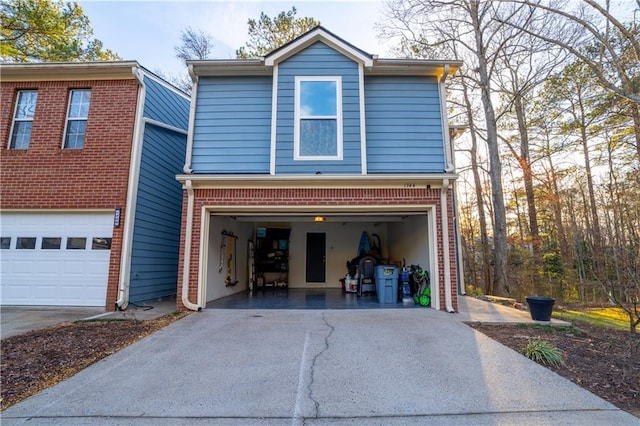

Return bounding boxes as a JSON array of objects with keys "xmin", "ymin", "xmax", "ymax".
[
  {"xmin": 235, "ymin": 7, "xmax": 319, "ymax": 59},
  {"xmin": 1, "ymin": 0, "xmax": 119, "ymax": 62},
  {"xmin": 521, "ymin": 339, "xmax": 564, "ymax": 367}
]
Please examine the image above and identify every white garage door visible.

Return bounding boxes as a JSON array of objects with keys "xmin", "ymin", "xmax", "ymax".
[{"xmin": 0, "ymin": 212, "xmax": 114, "ymax": 306}]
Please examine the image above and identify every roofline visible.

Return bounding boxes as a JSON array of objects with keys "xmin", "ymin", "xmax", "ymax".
[
  {"xmin": 189, "ymin": 58, "xmax": 462, "ymax": 78},
  {"xmin": 0, "ymin": 61, "xmax": 145, "ymax": 82},
  {"xmin": 264, "ymin": 25, "xmax": 373, "ymax": 67}
]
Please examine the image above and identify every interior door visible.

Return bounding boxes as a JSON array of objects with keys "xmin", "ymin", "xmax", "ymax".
[{"xmin": 306, "ymin": 232, "xmax": 326, "ymax": 283}]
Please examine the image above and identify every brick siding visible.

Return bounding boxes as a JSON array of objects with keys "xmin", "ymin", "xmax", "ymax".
[{"xmin": 1, "ymin": 79, "xmax": 139, "ymax": 310}]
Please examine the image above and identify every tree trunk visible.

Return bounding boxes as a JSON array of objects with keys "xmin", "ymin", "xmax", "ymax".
[
  {"xmin": 514, "ymin": 92, "xmax": 542, "ymax": 293},
  {"xmin": 470, "ymin": 0, "xmax": 509, "ymax": 295},
  {"xmin": 462, "ymin": 80, "xmax": 493, "ymax": 295}
]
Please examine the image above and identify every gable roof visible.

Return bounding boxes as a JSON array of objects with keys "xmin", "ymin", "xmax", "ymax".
[
  {"xmin": 188, "ymin": 27, "xmax": 462, "ymax": 79},
  {"xmin": 264, "ymin": 25, "xmax": 373, "ymax": 67}
]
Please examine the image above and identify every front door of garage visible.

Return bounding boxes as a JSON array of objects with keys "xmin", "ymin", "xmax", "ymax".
[{"xmin": 306, "ymin": 232, "xmax": 325, "ymax": 283}]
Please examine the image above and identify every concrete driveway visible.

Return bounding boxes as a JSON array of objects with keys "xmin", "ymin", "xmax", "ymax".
[{"xmin": 2, "ymin": 306, "xmax": 636, "ymax": 425}]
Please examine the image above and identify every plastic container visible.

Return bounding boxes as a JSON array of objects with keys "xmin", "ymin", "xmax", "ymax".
[
  {"xmin": 526, "ymin": 296, "xmax": 555, "ymax": 321},
  {"xmin": 375, "ymin": 265, "xmax": 398, "ymax": 304}
]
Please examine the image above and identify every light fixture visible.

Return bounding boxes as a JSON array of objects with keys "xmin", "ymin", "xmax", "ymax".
[{"xmin": 314, "ymin": 216, "xmax": 325, "ymax": 222}]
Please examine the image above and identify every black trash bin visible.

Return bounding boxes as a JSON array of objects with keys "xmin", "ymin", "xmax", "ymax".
[{"xmin": 526, "ymin": 296, "xmax": 555, "ymax": 321}]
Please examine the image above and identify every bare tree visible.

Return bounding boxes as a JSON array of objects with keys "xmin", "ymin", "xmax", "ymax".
[
  {"xmin": 381, "ymin": 0, "xmax": 552, "ymax": 295},
  {"xmin": 175, "ymin": 27, "xmax": 214, "ymax": 63},
  {"xmin": 504, "ymin": 0, "xmax": 640, "ymax": 104}
]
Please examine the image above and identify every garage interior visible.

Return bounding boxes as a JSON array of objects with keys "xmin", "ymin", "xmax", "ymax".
[{"xmin": 203, "ymin": 212, "xmax": 434, "ymax": 309}]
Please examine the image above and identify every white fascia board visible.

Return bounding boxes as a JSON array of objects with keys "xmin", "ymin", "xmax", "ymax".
[
  {"xmin": 176, "ymin": 173, "xmax": 458, "ymax": 189},
  {"xmin": 188, "ymin": 59, "xmax": 271, "ymax": 77},
  {"xmin": 368, "ymin": 59, "xmax": 462, "ymax": 77},
  {"xmin": 265, "ymin": 29, "xmax": 373, "ymax": 67},
  {"xmin": 1, "ymin": 61, "xmax": 141, "ymax": 81}
]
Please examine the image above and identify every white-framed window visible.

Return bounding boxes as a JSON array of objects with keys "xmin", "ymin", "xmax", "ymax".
[
  {"xmin": 9, "ymin": 90, "xmax": 38, "ymax": 149},
  {"xmin": 63, "ymin": 89, "xmax": 91, "ymax": 149},
  {"xmin": 294, "ymin": 76, "xmax": 343, "ymax": 160}
]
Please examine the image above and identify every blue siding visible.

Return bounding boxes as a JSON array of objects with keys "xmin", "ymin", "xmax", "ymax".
[
  {"xmin": 192, "ymin": 77, "xmax": 272, "ymax": 173},
  {"xmin": 143, "ymin": 76, "xmax": 189, "ymax": 130},
  {"xmin": 276, "ymin": 42, "xmax": 361, "ymax": 174},
  {"xmin": 129, "ymin": 125, "xmax": 186, "ymax": 303},
  {"xmin": 365, "ymin": 76, "xmax": 445, "ymax": 173}
]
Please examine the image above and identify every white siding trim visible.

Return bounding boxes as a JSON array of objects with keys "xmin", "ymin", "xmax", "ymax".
[
  {"xmin": 143, "ymin": 117, "xmax": 188, "ymax": 135},
  {"xmin": 358, "ymin": 64, "xmax": 367, "ymax": 174},
  {"xmin": 183, "ymin": 66, "xmax": 198, "ymax": 174},
  {"xmin": 293, "ymin": 76, "xmax": 343, "ymax": 161},
  {"xmin": 270, "ymin": 65, "xmax": 279, "ymax": 175},
  {"xmin": 439, "ymin": 65, "xmax": 454, "ymax": 172},
  {"xmin": 197, "ymin": 205, "xmax": 209, "ymax": 308},
  {"xmin": 427, "ymin": 205, "xmax": 440, "ymax": 311}
]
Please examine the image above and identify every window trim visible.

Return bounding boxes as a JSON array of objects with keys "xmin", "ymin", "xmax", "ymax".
[
  {"xmin": 293, "ymin": 76, "xmax": 343, "ymax": 161},
  {"xmin": 62, "ymin": 88, "xmax": 91, "ymax": 149},
  {"xmin": 8, "ymin": 90, "xmax": 38, "ymax": 150}
]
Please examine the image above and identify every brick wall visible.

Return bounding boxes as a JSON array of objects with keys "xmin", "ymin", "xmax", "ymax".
[
  {"xmin": 176, "ymin": 187, "xmax": 458, "ymax": 311},
  {"xmin": 1, "ymin": 79, "xmax": 139, "ymax": 310}
]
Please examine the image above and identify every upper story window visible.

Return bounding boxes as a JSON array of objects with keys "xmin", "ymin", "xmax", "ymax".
[
  {"xmin": 9, "ymin": 90, "xmax": 38, "ymax": 149},
  {"xmin": 63, "ymin": 89, "xmax": 91, "ymax": 149},
  {"xmin": 294, "ymin": 76, "xmax": 343, "ymax": 160}
]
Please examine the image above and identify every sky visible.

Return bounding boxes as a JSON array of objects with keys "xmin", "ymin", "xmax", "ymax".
[{"xmin": 78, "ymin": 0, "xmax": 393, "ymax": 78}]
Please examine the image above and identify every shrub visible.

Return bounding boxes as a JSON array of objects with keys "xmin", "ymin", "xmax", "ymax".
[{"xmin": 521, "ymin": 339, "xmax": 564, "ymax": 367}]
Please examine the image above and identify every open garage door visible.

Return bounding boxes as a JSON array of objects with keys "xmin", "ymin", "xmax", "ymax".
[
  {"xmin": 0, "ymin": 212, "xmax": 113, "ymax": 306},
  {"xmin": 200, "ymin": 209, "xmax": 435, "ymax": 306}
]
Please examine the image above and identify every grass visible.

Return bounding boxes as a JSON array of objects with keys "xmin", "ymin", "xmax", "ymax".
[
  {"xmin": 521, "ymin": 339, "xmax": 564, "ymax": 367},
  {"xmin": 553, "ymin": 307, "xmax": 630, "ymax": 331}
]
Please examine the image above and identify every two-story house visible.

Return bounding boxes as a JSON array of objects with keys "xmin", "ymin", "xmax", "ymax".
[
  {"xmin": 0, "ymin": 62, "xmax": 189, "ymax": 310},
  {"xmin": 176, "ymin": 27, "xmax": 462, "ymax": 312}
]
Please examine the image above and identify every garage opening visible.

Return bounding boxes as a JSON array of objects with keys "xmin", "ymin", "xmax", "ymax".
[{"xmin": 201, "ymin": 211, "xmax": 435, "ymax": 309}]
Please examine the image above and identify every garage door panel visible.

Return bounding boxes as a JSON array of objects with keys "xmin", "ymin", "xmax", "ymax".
[
  {"xmin": 1, "ymin": 212, "xmax": 113, "ymax": 307},
  {"xmin": 38, "ymin": 261, "xmax": 62, "ymax": 274}
]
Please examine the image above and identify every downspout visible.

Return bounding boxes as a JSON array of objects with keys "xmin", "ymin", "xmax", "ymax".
[
  {"xmin": 441, "ymin": 179, "xmax": 455, "ymax": 313},
  {"xmin": 115, "ymin": 66, "xmax": 146, "ymax": 310},
  {"xmin": 439, "ymin": 65, "xmax": 455, "ymax": 173},
  {"xmin": 183, "ymin": 64, "xmax": 198, "ymax": 174},
  {"xmin": 181, "ymin": 179, "xmax": 201, "ymax": 311}
]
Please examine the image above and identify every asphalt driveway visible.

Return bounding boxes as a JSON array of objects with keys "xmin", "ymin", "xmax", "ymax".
[{"xmin": 2, "ymin": 307, "xmax": 637, "ymax": 425}]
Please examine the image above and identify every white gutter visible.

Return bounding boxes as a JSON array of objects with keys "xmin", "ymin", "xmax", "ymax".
[
  {"xmin": 439, "ymin": 65, "xmax": 455, "ymax": 173},
  {"xmin": 115, "ymin": 66, "xmax": 147, "ymax": 310},
  {"xmin": 183, "ymin": 64, "xmax": 198, "ymax": 174},
  {"xmin": 181, "ymin": 179, "xmax": 201, "ymax": 311},
  {"xmin": 441, "ymin": 178, "xmax": 455, "ymax": 313}
]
